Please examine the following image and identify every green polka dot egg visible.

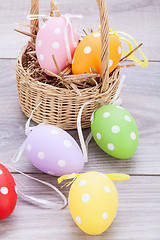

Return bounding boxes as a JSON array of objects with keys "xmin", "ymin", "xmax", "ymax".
[
  {"xmin": 69, "ymin": 171, "xmax": 118, "ymax": 235},
  {"xmin": 91, "ymin": 104, "xmax": 139, "ymax": 159}
]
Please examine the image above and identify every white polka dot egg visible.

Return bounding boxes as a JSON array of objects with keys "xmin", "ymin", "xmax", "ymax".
[
  {"xmin": 69, "ymin": 171, "xmax": 118, "ymax": 235},
  {"xmin": 72, "ymin": 30, "xmax": 122, "ymax": 75},
  {"xmin": 0, "ymin": 164, "xmax": 17, "ymax": 220},
  {"xmin": 91, "ymin": 104, "xmax": 139, "ymax": 159},
  {"xmin": 25, "ymin": 124, "xmax": 84, "ymax": 176},
  {"xmin": 36, "ymin": 17, "xmax": 79, "ymax": 75}
]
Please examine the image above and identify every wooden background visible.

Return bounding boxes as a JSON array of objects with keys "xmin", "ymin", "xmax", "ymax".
[{"xmin": 0, "ymin": 0, "xmax": 160, "ymax": 239}]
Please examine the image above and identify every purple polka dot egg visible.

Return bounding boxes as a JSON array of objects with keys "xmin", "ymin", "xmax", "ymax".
[
  {"xmin": 25, "ymin": 124, "xmax": 84, "ymax": 176},
  {"xmin": 36, "ymin": 16, "xmax": 79, "ymax": 75}
]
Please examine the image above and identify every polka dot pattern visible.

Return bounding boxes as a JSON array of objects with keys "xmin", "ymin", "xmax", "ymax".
[
  {"xmin": 102, "ymin": 212, "xmax": 108, "ymax": 219},
  {"xmin": 81, "ymin": 194, "xmax": 91, "ymax": 203},
  {"xmin": 38, "ymin": 40, "xmax": 42, "ymax": 47},
  {"xmin": 103, "ymin": 112, "xmax": 110, "ymax": 118},
  {"xmin": 104, "ymin": 186, "xmax": 111, "ymax": 193},
  {"xmin": 79, "ymin": 180, "xmax": 87, "ymax": 186},
  {"xmin": 69, "ymin": 172, "xmax": 118, "ymax": 235},
  {"xmin": 109, "ymin": 59, "xmax": 113, "ymax": 68},
  {"xmin": 25, "ymin": 124, "xmax": 84, "ymax": 178},
  {"xmin": 118, "ymin": 46, "xmax": 122, "ymax": 55},
  {"xmin": 54, "ymin": 28, "xmax": 61, "ymax": 34},
  {"xmin": 47, "ymin": 171, "xmax": 55, "ymax": 175},
  {"xmin": 107, "ymin": 143, "xmax": 115, "ymax": 151},
  {"xmin": 1, "ymin": 187, "xmax": 8, "ymax": 195},
  {"xmin": 51, "ymin": 129, "xmax": 59, "ymax": 135},
  {"xmin": 111, "ymin": 125, "xmax": 120, "ymax": 134},
  {"xmin": 84, "ymin": 46, "xmax": 91, "ymax": 54},
  {"xmin": 124, "ymin": 115, "xmax": 131, "ymax": 122},
  {"xmin": 93, "ymin": 32, "xmax": 101, "ymax": 37},
  {"xmin": 15, "ymin": 186, "xmax": 17, "ymax": 194},
  {"xmin": 39, "ymin": 54, "xmax": 44, "ymax": 61},
  {"xmin": 96, "ymin": 133, "xmax": 101, "ymax": 140},
  {"xmin": 72, "ymin": 30, "xmax": 122, "ymax": 75},
  {"xmin": 91, "ymin": 104, "xmax": 138, "ymax": 159},
  {"xmin": 27, "ymin": 144, "xmax": 32, "ymax": 152},
  {"xmin": 64, "ymin": 140, "xmax": 72, "ymax": 148},
  {"xmin": 52, "ymin": 42, "xmax": 60, "ymax": 49},
  {"xmin": 130, "ymin": 132, "xmax": 136, "ymax": 140},
  {"xmin": 57, "ymin": 159, "xmax": 66, "ymax": 167},
  {"xmin": 76, "ymin": 216, "xmax": 81, "ymax": 224},
  {"xmin": 38, "ymin": 152, "xmax": 45, "ymax": 160}
]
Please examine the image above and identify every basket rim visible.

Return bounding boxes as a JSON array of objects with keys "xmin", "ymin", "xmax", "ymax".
[{"xmin": 16, "ymin": 44, "xmax": 121, "ymax": 98}]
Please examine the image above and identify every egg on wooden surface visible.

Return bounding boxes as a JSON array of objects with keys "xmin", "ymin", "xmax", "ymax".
[
  {"xmin": 0, "ymin": 164, "xmax": 17, "ymax": 220},
  {"xmin": 72, "ymin": 30, "xmax": 122, "ymax": 75},
  {"xmin": 36, "ymin": 17, "xmax": 79, "ymax": 75},
  {"xmin": 91, "ymin": 104, "xmax": 139, "ymax": 159},
  {"xmin": 69, "ymin": 171, "xmax": 118, "ymax": 235},
  {"xmin": 25, "ymin": 124, "xmax": 84, "ymax": 176}
]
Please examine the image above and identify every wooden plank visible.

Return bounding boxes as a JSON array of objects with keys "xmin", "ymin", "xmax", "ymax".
[
  {"xmin": 0, "ymin": 59, "xmax": 159, "ymax": 174},
  {"xmin": 0, "ymin": 175, "xmax": 160, "ymax": 239},
  {"xmin": 0, "ymin": 0, "xmax": 159, "ymax": 59}
]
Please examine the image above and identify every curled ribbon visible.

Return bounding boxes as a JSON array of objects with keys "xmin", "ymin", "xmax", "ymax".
[
  {"xmin": 58, "ymin": 172, "xmax": 130, "ymax": 185},
  {"xmin": 110, "ymin": 29, "xmax": 148, "ymax": 67},
  {"xmin": 99, "ymin": 26, "xmax": 148, "ymax": 67}
]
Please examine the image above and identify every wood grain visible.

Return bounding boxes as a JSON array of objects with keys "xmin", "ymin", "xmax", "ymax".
[
  {"xmin": 0, "ymin": 0, "xmax": 160, "ymax": 239},
  {"xmin": 0, "ymin": 60, "xmax": 159, "ymax": 174},
  {"xmin": 0, "ymin": 175, "xmax": 160, "ymax": 240},
  {"xmin": 0, "ymin": 0, "xmax": 160, "ymax": 59}
]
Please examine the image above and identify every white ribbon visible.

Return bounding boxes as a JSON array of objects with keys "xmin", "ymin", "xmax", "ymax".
[
  {"xmin": 61, "ymin": 14, "xmax": 82, "ymax": 64},
  {"xmin": 77, "ymin": 75, "xmax": 126, "ymax": 163},
  {"xmin": 10, "ymin": 101, "xmax": 67, "ymax": 209},
  {"xmin": 5, "ymin": 164, "xmax": 67, "ymax": 209},
  {"xmin": 77, "ymin": 100, "xmax": 105, "ymax": 163},
  {"xmin": 27, "ymin": 13, "xmax": 83, "ymax": 65}
]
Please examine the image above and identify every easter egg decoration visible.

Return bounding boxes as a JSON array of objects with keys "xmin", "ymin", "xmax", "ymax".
[
  {"xmin": 72, "ymin": 30, "xmax": 122, "ymax": 75},
  {"xmin": 68, "ymin": 171, "xmax": 118, "ymax": 235},
  {"xmin": 36, "ymin": 16, "xmax": 79, "ymax": 75},
  {"xmin": 91, "ymin": 104, "xmax": 139, "ymax": 159},
  {"xmin": 25, "ymin": 124, "xmax": 84, "ymax": 176},
  {"xmin": 0, "ymin": 164, "xmax": 17, "ymax": 220}
]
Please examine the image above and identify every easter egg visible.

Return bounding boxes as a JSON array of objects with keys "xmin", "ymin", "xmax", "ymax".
[
  {"xmin": 36, "ymin": 17, "xmax": 79, "ymax": 75},
  {"xmin": 72, "ymin": 30, "xmax": 122, "ymax": 75},
  {"xmin": 25, "ymin": 124, "xmax": 84, "ymax": 176},
  {"xmin": 0, "ymin": 164, "xmax": 17, "ymax": 220},
  {"xmin": 69, "ymin": 171, "xmax": 118, "ymax": 235},
  {"xmin": 91, "ymin": 104, "xmax": 139, "ymax": 159}
]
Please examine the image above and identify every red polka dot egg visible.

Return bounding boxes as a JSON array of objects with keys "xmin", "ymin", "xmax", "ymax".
[
  {"xmin": 72, "ymin": 30, "xmax": 122, "ymax": 75},
  {"xmin": 0, "ymin": 164, "xmax": 17, "ymax": 220},
  {"xmin": 36, "ymin": 17, "xmax": 79, "ymax": 75}
]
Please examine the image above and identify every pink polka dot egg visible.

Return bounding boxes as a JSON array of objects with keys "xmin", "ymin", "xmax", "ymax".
[
  {"xmin": 25, "ymin": 124, "xmax": 84, "ymax": 176},
  {"xmin": 36, "ymin": 16, "xmax": 79, "ymax": 75}
]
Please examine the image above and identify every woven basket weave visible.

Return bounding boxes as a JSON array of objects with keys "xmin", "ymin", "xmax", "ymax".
[{"xmin": 15, "ymin": 0, "xmax": 121, "ymax": 130}]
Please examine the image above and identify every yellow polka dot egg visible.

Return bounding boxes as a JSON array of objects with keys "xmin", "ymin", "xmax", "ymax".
[
  {"xmin": 72, "ymin": 30, "xmax": 122, "ymax": 75},
  {"xmin": 69, "ymin": 171, "xmax": 118, "ymax": 235}
]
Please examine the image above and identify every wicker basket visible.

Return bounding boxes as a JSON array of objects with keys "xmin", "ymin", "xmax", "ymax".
[{"xmin": 15, "ymin": 0, "xmax": 121, "ymax": 130}]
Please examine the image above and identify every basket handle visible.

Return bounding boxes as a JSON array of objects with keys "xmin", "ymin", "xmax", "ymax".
[
  {"xmin": 96, "ymin": 0, "xmax": 109, "ymax": 92},
  {"xmin": 30, "ymin": 0, "xmax": 109, "ymax": 92}
]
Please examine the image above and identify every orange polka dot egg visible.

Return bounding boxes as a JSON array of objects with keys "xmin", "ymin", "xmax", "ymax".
[
  {"xmin": 72, "ymin": 30, "xmax": 122, "ymax": 75},
  {"xmin": 69, "ymin": 171, "xmax": 118, "ymax": 235}
]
